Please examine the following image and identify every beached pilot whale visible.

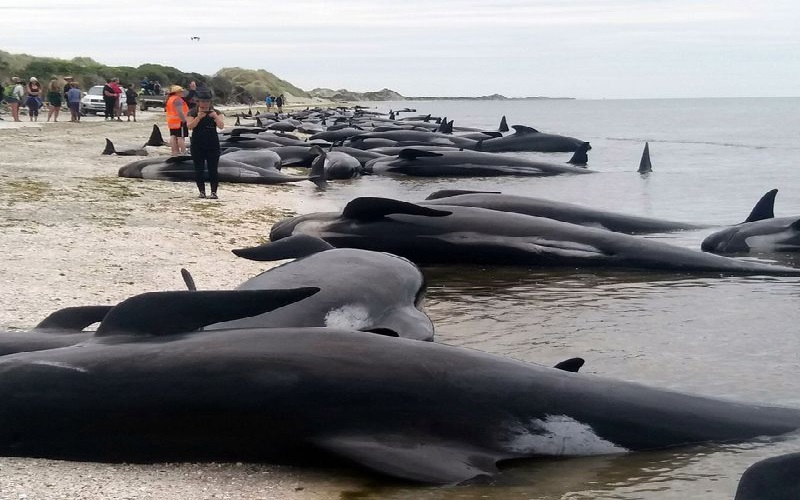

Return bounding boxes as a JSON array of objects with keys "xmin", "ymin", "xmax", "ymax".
[
  {"xmin": 2, "ymin": 306, "xmax": 800, "ymax": 484},
  {"xmin": 118, "ymin": 154, "xmax": 326, "ymax": 187},
  {"xmin": 269, "ymin": 197, "xmax": 800, "ymax": 275},
  {"xmin": 363, "ymin": 147, "xmax": 592, "ymax": 177},
  {"xmin": 476, "ymin": 125, "xmax": 590, "ymax": 153},
  {"xmin": 735, "ymin": 452, "xmax": 800, "ymax": 500},
  {"xmin": 423, "ymin": 190, "xmax": 707, "ymax": 233},
  {"xmin": 701, "ymin": 189, "xmax": 800, "ymax": 254},
  {"xmin": 194, "ymin": 235, "xmax": 434, "ymax": 340}
]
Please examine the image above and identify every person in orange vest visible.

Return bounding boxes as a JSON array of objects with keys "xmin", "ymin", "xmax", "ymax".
[{"xmin": 165, "ymin": 85, "xmax": 189, "ymax": 155}]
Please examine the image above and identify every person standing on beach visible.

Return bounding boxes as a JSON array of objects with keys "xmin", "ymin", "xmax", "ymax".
[
  {"xmin": 102, "ymin": 78, "xmax": 116, "ymax": 121},
  {"xmin": 187, "ymin": 88, "xmax": 224, "ymax": 199},
  {"xmin": 166, "ymin": 85, "xmax": 189, "ymax": 155},
  {"xmin": 265, "ymin": 94, "xmax": 273, "ymax": 110},
  {"xmin": 184, "ymin": 81, "xmax": 198, "ymax": 110},
  {"xmin": 67, "ymin": 82, "xmax": 82, "ymax": 122},
  {"xmin": 26, "ymin": 77, "xmax": 43, "ymax": 121},
  {"xmin": 62, "ymin": 77, "xmax": 73, "ymax": 109},
  {"xmin": 275, "ymin": 94, "xmax": 284, "ymax": 113},
  {"xmin": 125, "ymin": 84, "xmax": 137, "ymax": 122},
  {"xmin": 46, "ymin": 79, "xmax": 62, "ymax": 122},
  {"xmin": 109, "ymin": 78, "xmax": 123, "ymax": 121},
  {"xmin": 5, "ymin": 77, "xmax": 24, "ymax": 121}
]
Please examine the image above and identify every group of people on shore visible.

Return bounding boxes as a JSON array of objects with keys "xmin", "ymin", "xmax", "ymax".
[
  {"xmin": 3, "ymin": 76, "xmax": 83, "ymax": 122},
  {"xmin": 102, "ymin": 77, "xmax": 138, "ymax": 122},
  {"xmin": 265, "ymin": 93, "xmax": 285, "ymax": 112}
]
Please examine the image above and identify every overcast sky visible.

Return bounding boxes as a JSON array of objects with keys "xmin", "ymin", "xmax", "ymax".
[{"xmin": 2, "ymin": 0, "xmax": 798, "ymax": 99}]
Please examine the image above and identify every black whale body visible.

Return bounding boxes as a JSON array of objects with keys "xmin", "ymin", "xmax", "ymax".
[
  {"xmin": 364, "ymin": 148, "xmax": 592, "ymax": 177},
  {"xmin": 2, "ymin": 318, "xmax": 800, "ymax": 484},
  {"xmin": 269, "ymin": 197, "xmax": 800, "ymax": 275},
  {"xmin": 423, "ymin": 190, "xmax": 707, "ymax": 234}
]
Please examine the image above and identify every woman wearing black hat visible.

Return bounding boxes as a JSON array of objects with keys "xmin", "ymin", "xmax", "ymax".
[{"xmin": 187, "ymin": 88, "xmax": 224, "ymax": 199}]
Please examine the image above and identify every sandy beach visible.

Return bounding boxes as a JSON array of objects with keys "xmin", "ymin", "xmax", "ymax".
[{"xmin": 0, "ymin": 109, "xmax": 357, "ymax": 499}]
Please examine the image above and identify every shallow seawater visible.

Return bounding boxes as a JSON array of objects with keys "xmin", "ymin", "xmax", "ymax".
[{"xmin": 288, "ymin": 98, "xmax": 800, "ymax": 499}]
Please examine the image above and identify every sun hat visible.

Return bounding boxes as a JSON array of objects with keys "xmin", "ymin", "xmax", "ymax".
[
  {"xmin": 29, "ymin": 77, "xmax": 38, "ymax": 82},
  {"xmin": 169, "ymin": 84, "xmax": 184, "ymax": 94},
  {"xmin": 11, "ymin": 76, "xmax": 20, "ymax": 82}
]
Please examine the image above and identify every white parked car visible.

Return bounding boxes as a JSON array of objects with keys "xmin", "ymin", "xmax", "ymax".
[{"xmin": 81, "ymin": 85, "xmax": 127, "ymax": 115}]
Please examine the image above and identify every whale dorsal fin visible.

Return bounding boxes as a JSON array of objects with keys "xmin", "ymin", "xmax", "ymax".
[
  {"xmin": 144, "ymin": 124, "xmax": 166, "ymax": 147},
  {"xmin": 498, "ymin": 116, "xmax": 509, "ymax": 132},
  {"xmin": 512, "ymin": 125, "xmax": 539, "ymax": 134},
  {"xmin": 34, "ymin": 305, "xmax": 115, "ymax": 332},
  {"xmin": 314, "ymin": 435, "xmax": 506, "ymax": 484},
  {"xmin": 638, "ymin": 142, "xmax": 652, "ymax": 173},
  {"xmin": 342, "ymin": 197, "xmax": 451, "ymax": 221},
  {"xmin": 95, "ymin": 288, "xmax": 319, "ymax": 336},
  {"xmin": 102, "ymin": 138, "xmax": 115, "ymax": 155},
  {"xmin": 554, "ymin": 357, "xmax": 585, "ymax": 372},
  {"xmin": 233, "ymin": 234, "xmax": 334, "ymax": 261},
  {"xmin": 568, "ymin": 142, "xmax": 590, "ymax": 166},
  {"xmin": 398, "ymin": 149, "xmax": 444, "ymax": 160},
  {"xmin": 425, "ymin": 189, "xmax": 501, "ymax": 200},
  {"xmin": 744, "ymin": 189, "xmax": 778, "ymax": 223},
  {"xmin": 180, "ymin": 268, "xmax": 197, "ymax": 291}
]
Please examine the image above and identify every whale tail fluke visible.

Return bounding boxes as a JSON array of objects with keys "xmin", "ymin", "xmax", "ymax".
[
  {"xmin": 638, "ymin": 142, "xmax": 652, "ymax": 173},
  {"xmin": 102, "ymin": 138, "xmax": 116, "ymax": 155},
  {"xmin": 568, "ymin": 142, "xmax": 590, "ymax": 166},
  {"xmin": 744, "ymin": 189, "xmax": 778, "ymax": 223},
  {"xmin": 498, "ymin": 116, "xmax": 509, "ymax": 133}
]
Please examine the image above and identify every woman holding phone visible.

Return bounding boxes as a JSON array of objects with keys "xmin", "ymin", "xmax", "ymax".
[{"xmin": 187, "ymin": 88, "xmax": 224, "ymax": 199}]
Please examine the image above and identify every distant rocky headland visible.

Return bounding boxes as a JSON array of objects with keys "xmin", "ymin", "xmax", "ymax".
[
  {"xmin": 0, "ymin": 50, "xmax": 573, "ymax": 103},
  {"xmin": 309, "ymin": 88, "xmax": 574, "ymax": 102}
]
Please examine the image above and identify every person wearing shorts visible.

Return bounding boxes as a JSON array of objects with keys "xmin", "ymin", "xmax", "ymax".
[
  {"xmin": 46, "ymin": 79, "xmax": 62, "ymax": 122},
  {"xmin": 125, "ymin": 84, "xmax": 137, "ymax": 122},
  {"xmin": 165, "ymin": 85, "xmax": 189, "ymax": 155}
]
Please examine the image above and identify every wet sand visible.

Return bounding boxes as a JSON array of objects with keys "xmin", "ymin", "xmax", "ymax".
[{"xmin": 0, "ymin": 110, "xmax": 358, "ymax": 499}]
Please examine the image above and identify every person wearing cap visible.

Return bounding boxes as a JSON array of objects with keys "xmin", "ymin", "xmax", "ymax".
[
  {"xmin": 5, "ymin": 77, "xmax": 24, "ymax": 121},
  {"xmin": 186, "ymin": 88, "xmax": 224, "ymax": 199},
  {"xmin": 166, "ymin": 84, "xmax": 189, "ymax": 155}
]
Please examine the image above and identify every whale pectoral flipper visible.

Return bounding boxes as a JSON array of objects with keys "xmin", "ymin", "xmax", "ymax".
[
  {"xmin": 180, "ymin": 268, "xmax": 198, "ymax": 291},
  {"xmin": 554, "ymin": 357, "xmax": 585, "ymax": 372},
  {"xmin": 95, "ymin": 288, "xmax": 320, "ymax": 336},
  {"xmin": 744, "ymin": 189, "xmax": 778, "ymax": 223},
  {"xmin": 34, "ymin": 305, "xmax": 115, "ymax": 332},
  {"xmin": 342, "ymin": 197, "xmax": 452, "ymax": 221},
  {"xmin": 314, "ymin": 435, "xmax": 506, "ymax": 484},
  {"xmin": 232, "ymin": 235, "xmax": 334, "ymax": 261}
]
